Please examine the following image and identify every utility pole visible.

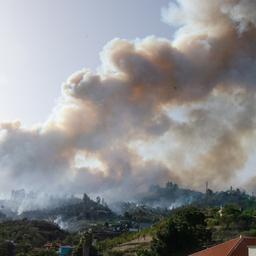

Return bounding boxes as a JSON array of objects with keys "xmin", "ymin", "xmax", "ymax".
[{"xmin": 82, "ymin": 232, "xmax": 92, "ymax": 256}]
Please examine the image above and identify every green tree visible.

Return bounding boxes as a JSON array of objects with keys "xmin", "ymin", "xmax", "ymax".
[
  {"xmin": 150, "ymin": 207, "xmax": 212, "ymax": 256},
  {"xmin": 219, "ymin": 204, "xmax": 241, "ymax": 229}
]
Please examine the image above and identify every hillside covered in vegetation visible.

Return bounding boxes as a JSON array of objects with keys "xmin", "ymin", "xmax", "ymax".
[
  {"xmin": 19, "ymin": 193, "xmax": 115, "ymax": 225},
  {"xmin": 0, "ymin": 219, "xmax": 68, "ymax": 255},
  {"xmin": 1, "ymin": 184, "xmax": 256, "ymax": 255},
  {"xmin": 140, "ymin": 182, "xmax": 256, "ymax": 210}
]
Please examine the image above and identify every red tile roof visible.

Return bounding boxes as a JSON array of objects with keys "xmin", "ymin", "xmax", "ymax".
[{"xmin": 190, "ymin": 236, "xmax": 256, "ymax": 256}]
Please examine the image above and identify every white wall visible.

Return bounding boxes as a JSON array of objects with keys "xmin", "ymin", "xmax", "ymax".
[{"xmin": 248, "ymin": 246, "xmax": 256, "ymax": 256}]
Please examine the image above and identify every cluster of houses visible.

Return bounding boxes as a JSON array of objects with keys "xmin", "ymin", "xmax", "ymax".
[
  {"xmin": 3, "ymin": 235, "xmax": 256, "ymax": 255},
  {"xmin": 47, "ymin": 235, "xmax": 256, "ymax": 256},
  {"xmin": 44, "ymin": 243, "xmax": 73, "ymax": 256}
]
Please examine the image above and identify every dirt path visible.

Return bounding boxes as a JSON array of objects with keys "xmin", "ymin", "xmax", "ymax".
[{"xmin": 112, "ymin": 235, "xmax": 152, "ymax": 252}]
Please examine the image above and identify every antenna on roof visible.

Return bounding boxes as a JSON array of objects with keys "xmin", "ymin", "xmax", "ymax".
[{"xmin": 205, "ymin": 181, "xmax": 208, "ymax": 194}]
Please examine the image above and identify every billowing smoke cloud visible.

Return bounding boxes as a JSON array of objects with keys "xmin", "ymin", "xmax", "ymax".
[{"xmin": 1, "ymin": 0, "xmax": 256, "ymax": 199}]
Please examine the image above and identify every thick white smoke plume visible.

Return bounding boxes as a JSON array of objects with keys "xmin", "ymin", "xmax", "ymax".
[{"xmin": 1, "ymin": 0, "xmax": 256, "ymax": 200}]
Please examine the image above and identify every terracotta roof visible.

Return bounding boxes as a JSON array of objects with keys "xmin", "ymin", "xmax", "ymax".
[{"xmin": 190, "ymin": 236, "xmax": 256, "ymax": 256}]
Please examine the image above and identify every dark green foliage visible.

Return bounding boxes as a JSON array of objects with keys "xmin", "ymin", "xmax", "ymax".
[
  {"xmin": 200, "ymin": 188, "xmax": 256, "ymax": 209},
  {"xmin": 141, "ymin": 182, "xmax": 203, "ymax": 208},
  {"xmin": 0, "ymin": 241, "xmax": 15, "ymax": 256},
  {"xmin": 23, "ymin": 248, "xmax": 58, "ymax": 256},
  {"xmin": 150, "ymin": 207, "xmax": 211, "ymax": 256},
  {"xmin": 121, "ymin": 202, "xmax": 169, "ymax": 223},
  {"xmin": 136, "ymin": 249, "xmax": 153, "ymax": 256},
  {"xmin": 0, "ymin": 220, "xmax": 68, "ymax": 255},
  {"xmin": 141, "ymin": 182, "xmax": 256, "ymax": 211},
  {"xmin": 21, "ymin": 193, "xmax": 114, "ymax": 221}
]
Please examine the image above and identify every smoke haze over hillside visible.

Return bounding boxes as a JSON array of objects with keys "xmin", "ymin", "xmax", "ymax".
[{"xmin": 1, "ymin": 0, "xmax": 256, "ymax": 199}]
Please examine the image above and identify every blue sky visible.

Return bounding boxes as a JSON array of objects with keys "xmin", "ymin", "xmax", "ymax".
[{"xmin": 0, "ymin": 0, "xmax": 172, "ymax": 125}]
